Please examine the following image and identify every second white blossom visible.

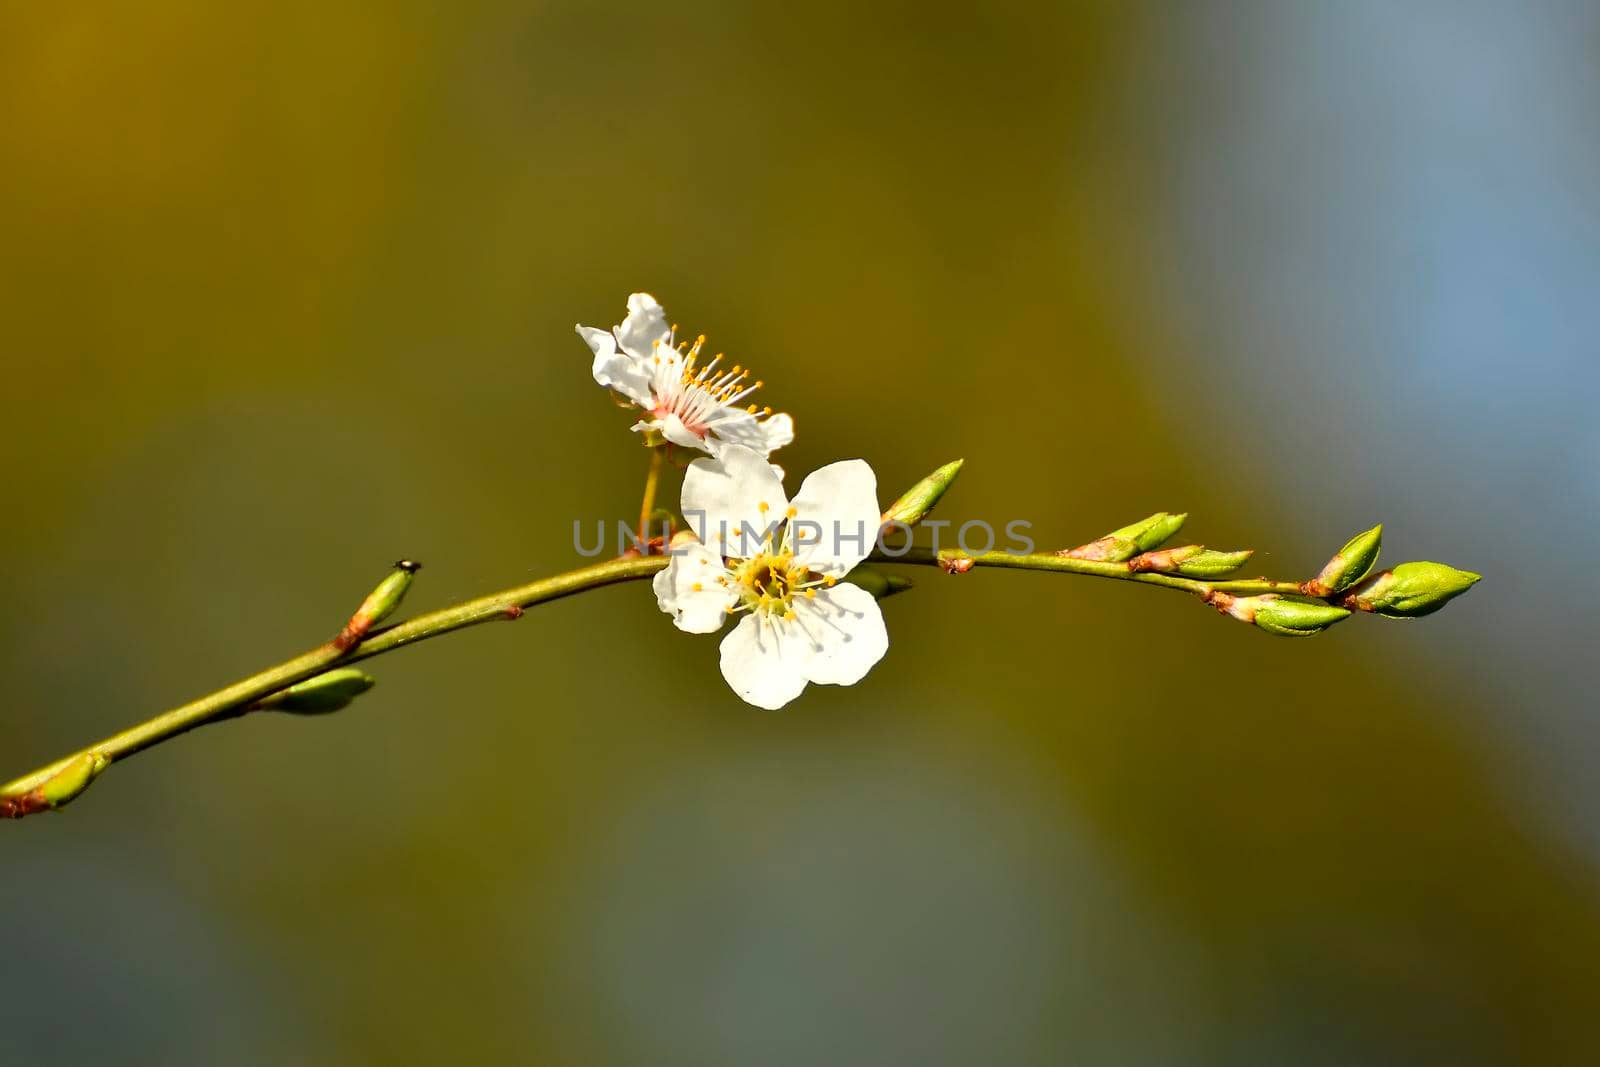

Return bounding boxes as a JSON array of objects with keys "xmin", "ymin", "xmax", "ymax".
[{"xmin": 577, "ymin": 293, "xmax": 794, "ymax": 458}]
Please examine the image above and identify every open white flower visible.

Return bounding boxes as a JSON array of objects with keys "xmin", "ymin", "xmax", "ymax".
[
  {"xmin": 577, "ymin": 293, "xmax": 795, "ymax": 458},
  {"xmin": 653, "ymin": 445, "xmax": 889, "ymax": 710}
]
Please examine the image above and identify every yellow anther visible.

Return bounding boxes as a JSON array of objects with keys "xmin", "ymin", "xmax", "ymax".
[
  {"xmin": 804, "ymin": 588, "xmax": 816, "ymax": 599},
  {"xmin": 762, "ymin": 406, "xmax": 773, "ymax": 416},
  {"xmin": 758, "ymin": 501, "xmax": 770, "ymax": 513},
  {"xmin": 784, "ymin": 610, "xmax": 797, "ymax": 621},
  {"xmin": 824, "ymin": 576, "xmax": 836, "ymax": 587},
  {"xmin": 747, "ymin": 404, "xmax": 758, "ymax": 413},
  {"xmin": 754, "ymin": 380, "xmax": 764, "ymax": 389},
  {"xmin": 691, "ymin": 582, "xmax": 702, "ymax": 592},
  {"xmin": 785, "ymin": 506, "xmax": 797, "ymax": 518}
]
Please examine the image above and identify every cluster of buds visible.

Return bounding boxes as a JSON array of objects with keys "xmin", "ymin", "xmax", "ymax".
[
  {"xmin": 1064, "ymin": 512, "xmax": 1256, "ymax": 579},
  {"xmin": 1069, "ymin": 514, "xmax": 1479, "ymax": 638}
]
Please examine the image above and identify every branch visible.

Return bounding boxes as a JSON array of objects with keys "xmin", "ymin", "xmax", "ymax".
[
  {"xmin": 2, "ymin": 461, "xmax": 1478, "ymax": 820},
  {"xmin": 1, "ymin": 555, "xmax": 666, "ymax": 818}
]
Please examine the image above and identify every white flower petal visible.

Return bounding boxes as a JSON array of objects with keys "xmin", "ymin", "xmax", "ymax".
[
  {"xmin": 576, "ymin": 324, "xmax": 615, "ymax": 359},
  {"xmin": 682, "ymin": 445, "xmax": 788, "ymax": 557},
  {"xmin": 789, "ymin": 459, "xmax": 880, "ymax": 575},
  {"xmin": 797, "ymin": 583, "xmax": 888, "ymax": 686},
  {"xmin": 718, "ymin": 613, "xmax": 812, "ymax": 710},
  {"xmin": 706, "ymin": 408, "xmax": 795, "ymax": 457},
  {"xmin": 616, "ymin": 292, "xmax": 671, "ymax": 358},
  {"xmin": 598, "ymin": 360, "xmax": 656, "ymax": 406},
  {"xmin": 657, "ymin": 413, "xmax": 710, "ymax": 451},
  {"xmin": 653, "ymin": 542, "xmax": 737, "ymax": 633}
]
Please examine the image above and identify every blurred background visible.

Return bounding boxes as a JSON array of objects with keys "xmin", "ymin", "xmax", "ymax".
[{"xmin": 3, "ymin": 1, "xmax": 1597, "ymax": 1063}]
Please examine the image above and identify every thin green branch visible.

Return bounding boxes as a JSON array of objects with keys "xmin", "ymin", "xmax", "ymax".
[
  {"xmin": 1, "ymin": 555, "xmax": 666, "ymax": 818},
  {"xmin": 869, "ymin": 546, "xmax": 1308, "ymax": 597},
  {"xmin": 2, "ymin": 501, "xmax": 1474, "ymax": 819}
]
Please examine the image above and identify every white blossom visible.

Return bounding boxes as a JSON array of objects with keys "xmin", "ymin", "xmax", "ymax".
[
  {"xmin": 653, "ymin": 446, "xmax": 888, "ymax": 709},
  {"xmin": 577, "ymin": 293, "xmax": 794, "ymax": 457}
]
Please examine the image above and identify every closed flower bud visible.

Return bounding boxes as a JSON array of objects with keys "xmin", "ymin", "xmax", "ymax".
[
  {"xmin": 1251, "ymin": 595, "xmax": 1351, "ymax": 637},
  {"xmin": 881, "ymin": 459, "xmax": 964, "ymax": 527},
  {"xmin": 1345, "ymin": 561, "xmax": 1482, "ymax": 618},
  {"xmin": 1069, "ymin": 512, "xmax": 1187, "ymax": 562},
  {"xmin": 38, "ymin": 751, "xmax": 110, "ymax": 807},
  {"xmin": 0, "ymin": 751, "xmax": 110, "ymax": 817},
  {"xmin": 1305, "ymin": 524, "xmax": 1383, "ymax": 596},
  {"xmin": 335, "ymin": 560, "xmax": 421, "ymax": 650},
  {"xmin": 1177, "ymin": 548, "xmax": 1253, "ymax": 578},
  {"xmin": 253, "ymin": 668, "xmax": 377, "ymax": 715},
  {"xmin": 842, "ymin": 566, "xmax": 915, "ymax": 601},
  {"xmin": 1131, "ymin": 545, "xmax": 1254, "ymax": 577},
  {"xmin": 1128, "ymin": 544, "xmax": 1201, "ymax": 572},
  {"xmin": 1207, "ymin": 592, "xmax": 1345, "ymax": 633}
]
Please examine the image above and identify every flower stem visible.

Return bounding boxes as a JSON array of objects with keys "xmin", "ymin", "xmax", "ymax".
[{"xmin": 637, "ymin": 446, "xmax": 666, "ymax": 550}]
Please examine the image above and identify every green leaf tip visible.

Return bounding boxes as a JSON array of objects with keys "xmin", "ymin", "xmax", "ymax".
[
  {"xmin": 1069, "ymin": 512, "xmax": 1188, "ymax": 562},
  {"xmin": 1306, "ymin": 523, "xmax": 1383, "ymax": 596},
  {"xmin": 1108, "ymin": 512, "xmax": 1188, "ymax": 552},
  {"xmin": 881, "ymin": 459, "xmax": 964, "ymax": 527}
]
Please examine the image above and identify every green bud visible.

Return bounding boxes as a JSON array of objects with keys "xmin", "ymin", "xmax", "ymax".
[
  {"xmin": 1, "ymin": 751, "xmax": 111, "ymax": 817},
  {"xmin": 1250, "ymin": 595, "xmax": 1352, "ymax": 637},
  {"xmin": 335, "ymin": 560, "xmax": 421, "ymax": 650},
  {"xmin": 881, "ymin": 459, "xmax": 964, "ymax": 527},
  {"xmin": 1065, "ymin": 535, "xmax": 1140, "ymax": 562},
  {"xmin": 1107, "ymin": 512, "xmax": 1188, "ymax": 552},
  {"xmin": 843, "ymin": 566, "xmax": 915, "ymax": 601},
  {"xmin": 363, "ymin": 560, "xmax": 421, "ymax": 626},
  {"xmin": 40, "ymin": 751, "xmax": 110, "ymax": 808},
  {"xmin": 254, "ymin": 668, "xmax": 376, "ymax": 715},
  {"xmin": 1127, "ymin": 544, "xmax": 1201, "ymax": 572},
  {"xmin": 1071, "ymin": 512, "xmax": 1187, "ymax": 562},
  {"xmin": 1307, "ymin": 524, "xmax": 1383, "ymax": 596},
  {"xmin": 1348, "ymin": 561, "xmax": 1481, "ymax": 618},
  {"xmin": 1172, "ymin": 548, "xmax": 1255, "ymax": 578}
]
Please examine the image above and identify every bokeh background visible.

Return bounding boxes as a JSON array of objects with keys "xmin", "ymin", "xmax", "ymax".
[{"xmin": 4, "ymin": 2, "xmax": 1598, "ymax": 1063}]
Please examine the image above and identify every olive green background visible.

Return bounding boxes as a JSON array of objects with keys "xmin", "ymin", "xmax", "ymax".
[{"xmin": 4, "ymin": 3, "xmax": 1598, "ymax": 1064}]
